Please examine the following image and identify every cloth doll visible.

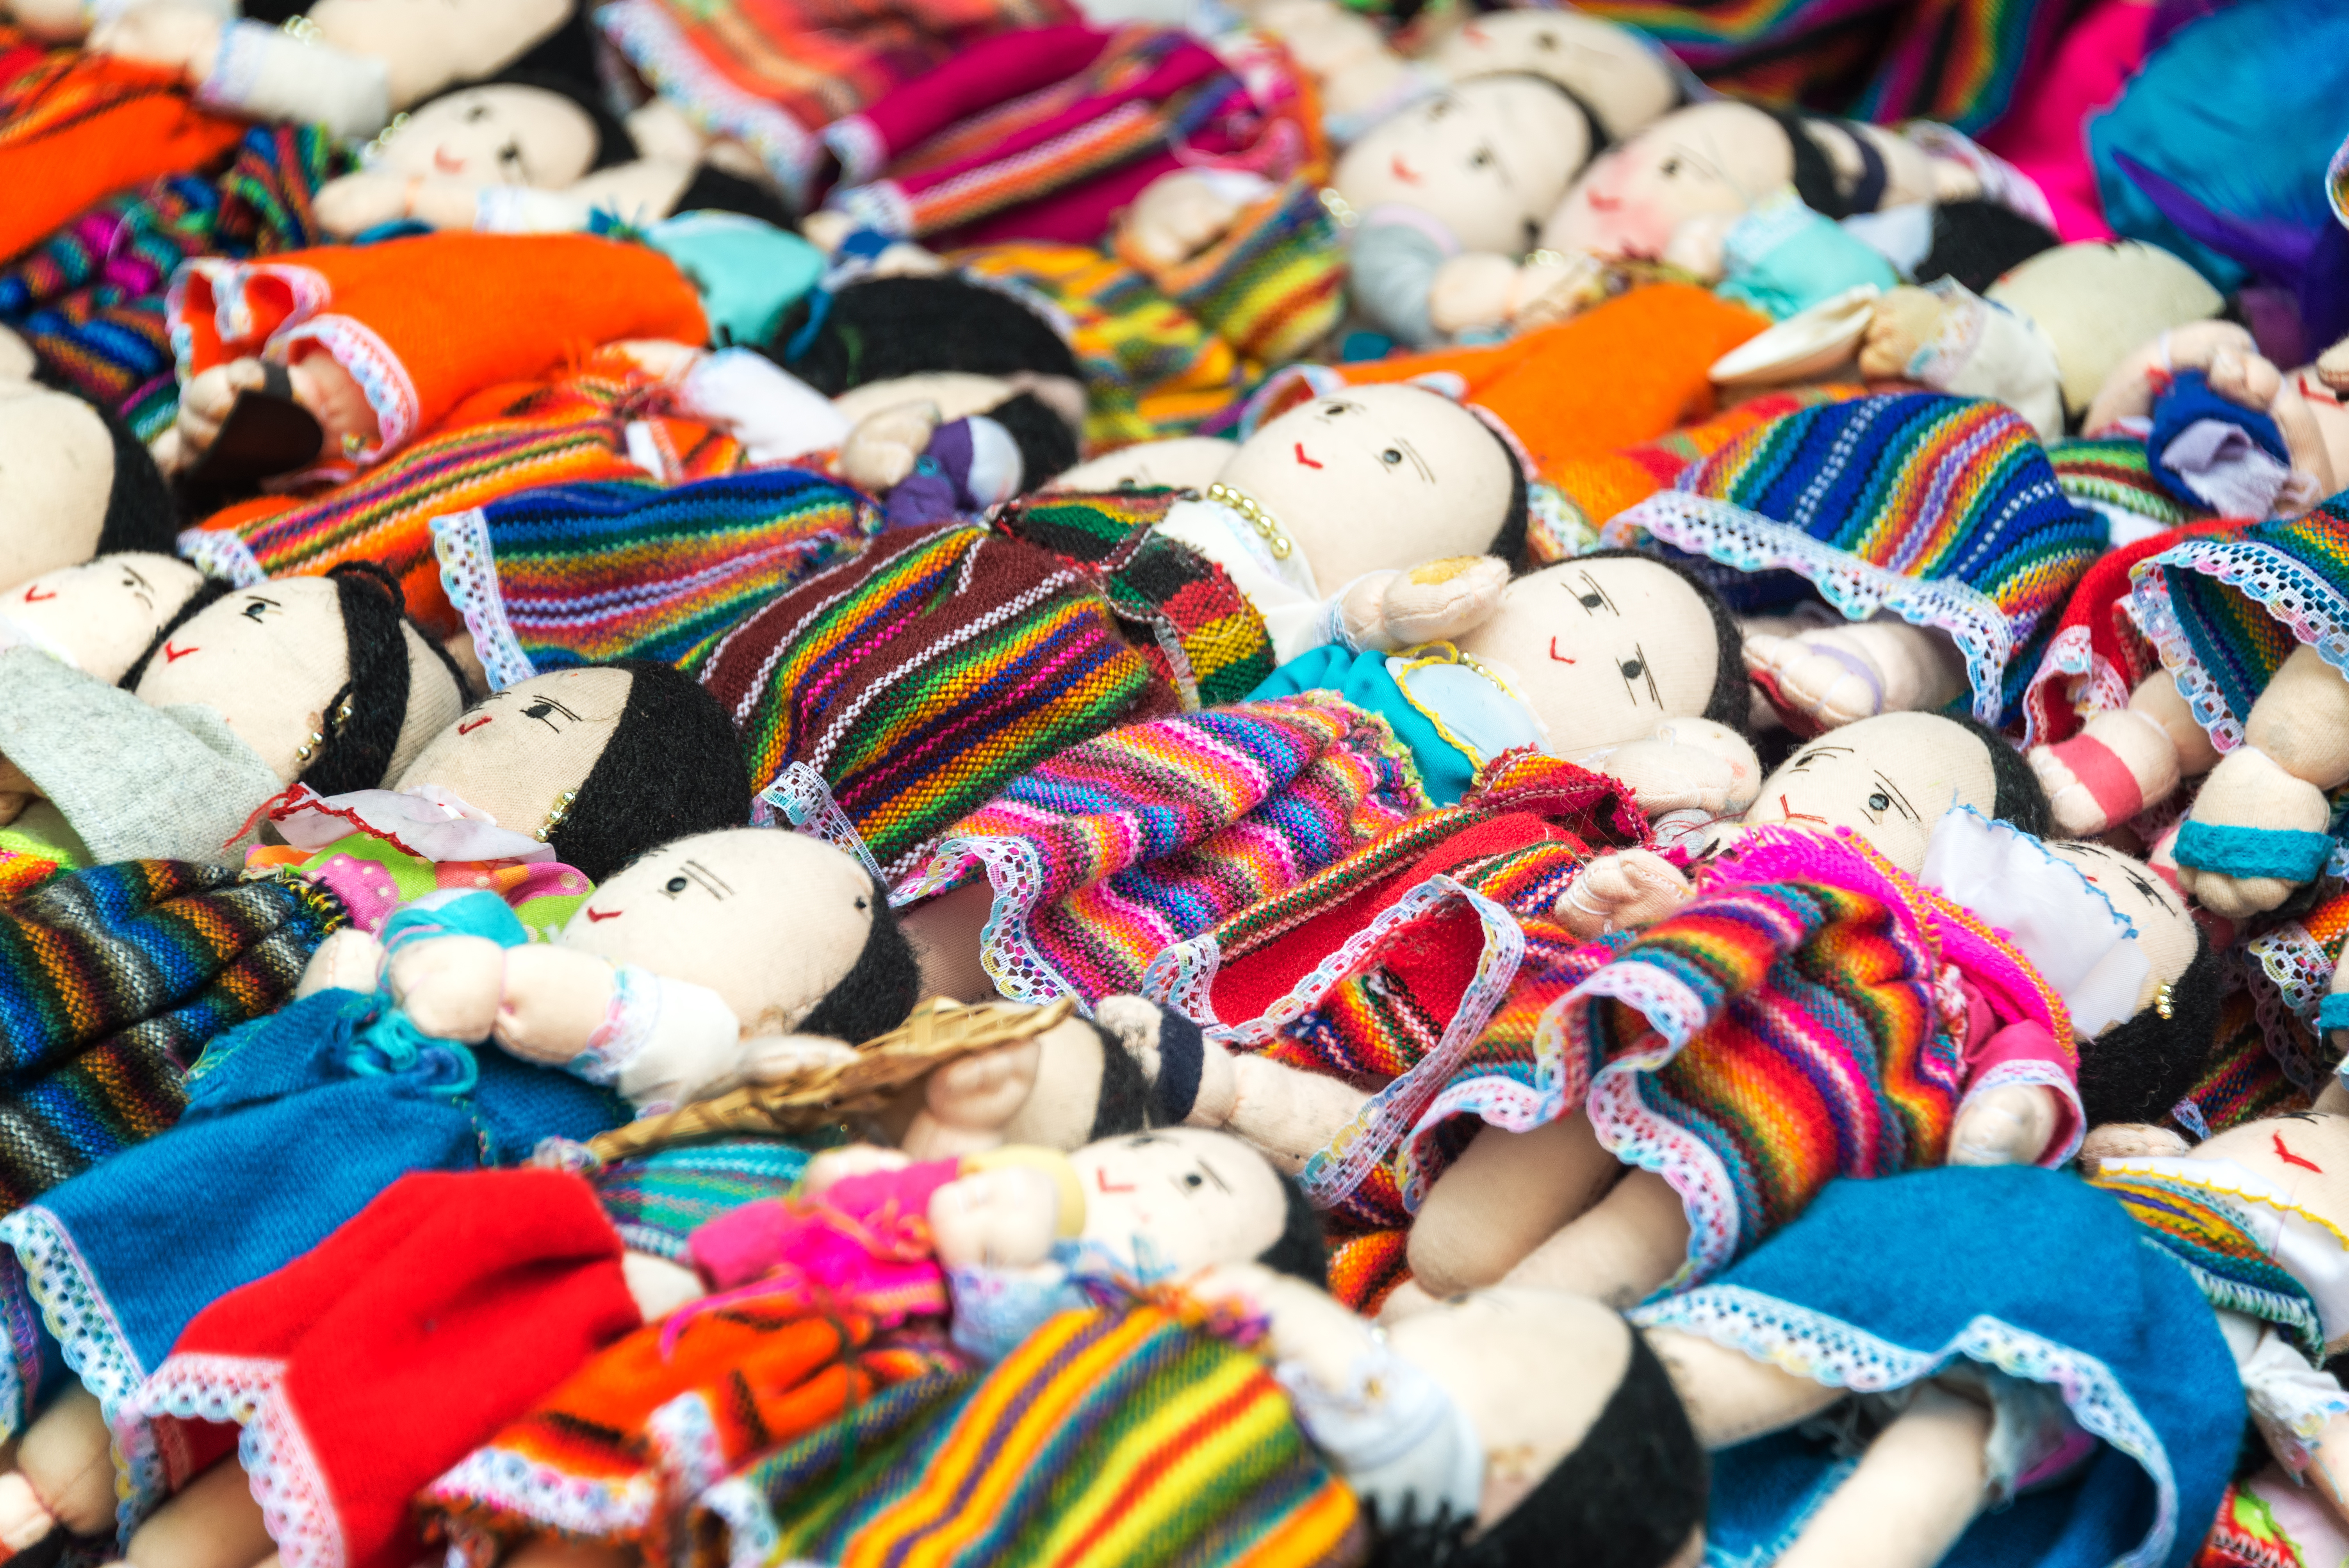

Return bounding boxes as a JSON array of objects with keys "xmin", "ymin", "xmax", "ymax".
[
  {"xmin": 0, "ymin": 378, "xmax": 180, "ymax": 591},
  {"xmin": 0, "ymin": 552, "xmax": 207, "ymax": 686},
  {"xmin": 0, "ymin": 826, "xmax": 918, "ymax": 1566},
  {"xmin": 1633, "ymin": 1162, "xmax": 2242, "ymax": 1568},
  {"xmin": 1608, "ymin": 392, "xmax": 2107, "ymax": 736},
  {"xmin": 0, "ymin": 564, "xmax": 468, "ymax": 871},
  {"xmin": 418, "ymin": 1127, "xmax": 1317, "ymax": 1568}
]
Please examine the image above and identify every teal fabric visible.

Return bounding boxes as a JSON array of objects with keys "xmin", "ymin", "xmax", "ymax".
[
  {"xmin": 1247, "ymin": 643, "xmax": 1477, "ymax": 805},
  {"xmin": 647, "ymin": 212, "xmax": 825, "ymax": 347},
  {"xmin": 1718, "ymin": 193, "xmax": 1898, "ymax": 320},
  {"xmin": 2171, "ymin": 820, "xmax": 2333, "ymax": 882}
]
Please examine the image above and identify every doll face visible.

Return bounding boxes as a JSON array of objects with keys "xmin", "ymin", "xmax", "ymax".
[
  {"xmin": 1333, "ymin": 77, "xmax": 1592, "ymax": 255},
  {"xmin": 1450, "ymin": 557, "xmax": 1721, "ymax": 755},
  {"xmin": 395, "ymin": 665, "xmax": 630, "ymax": 836},
  {"xmin": 1427, "ymin": 14, "xmax": 1676, "ymax": 140},
  {"xmin": 1217, "ymin": 385, "xmax": 1514, "ymax": 590},
  {"xmin": 1069, "ymin": 1128, "xmax": 1288, "ymax": 1280},
  {"xmin": 929, "ymin": 1163, "xmax": 1066, "ymax": 1270},
  {"xmin": 375, "ymin": 84, "xmax": 598, "ymax": 188},
  {"xmin": 1, "ymin": 553, "xmax": 204, "ymax": 684},
  {"xmin": 0, "ymin": 385, "xmax": 114, "ymax": 590},
  {"xmin": 563, "ymin": 827, "xmax": 877, "ymax": 1034},
  {"xmin": 1541, "ymin": 101, "xmax": 1790, "ymax": 263},
  {"xmin": 2044, "ymin": 840, "xmax": 2198, "ymax": 1017},
  {"xmin": 133, "ymin": 577, "xmax": 352, "ymax": 783},
  {"xmin": 1984, "ymin": 241, "xmax": 2225, "ymax": 417},
  {"xmin": 2188, "ymin": 1115, "xmax": 2349, "ymax": 1301},
  {"xmin": 1743, "ymin": 712, "xmax": 1997, "ymax": 874}
]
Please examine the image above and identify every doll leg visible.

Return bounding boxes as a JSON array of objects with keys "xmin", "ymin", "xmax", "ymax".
[
  {"xmin": 2178, "ymin": 644, "xmax": 2349, "ymax": 918},
  {"xmin": 0, "ymin": 1388, "xmax": 112, "ymax": 1549},
  {"xmin": 1643, "ymin": 1327, "xmax": 1843, "ymax": 1449},
  {"xmin": 121, "ymin": 1458, "xmax": 272, "ymax": 1568},
  {"xmin": 1773, "ymin": 1384, "xmax": 1992, "ymax": 1568},
  {"xmin": 1497, "ymin": 1167, "xmax": 1691, "ymax": 1308},
  {"xmin": 1405, "ymin": 1112, "xmax": 1623, "ymax": 1297},
  {"xmin": 1946, "ymin": 1085, "xmax": 2062, "ymax": 1167},
  {"xmin": 1743, "ymin": 620, "xmax": 1967, "ymax": 731},
  {"xmin": 2029, "ymin": 671, "xmax": 2215, "ymax": 837}
]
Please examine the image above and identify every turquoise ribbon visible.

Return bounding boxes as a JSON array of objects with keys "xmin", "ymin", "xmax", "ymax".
[{"xmin": 2171, "ymin": 820, "xmax": 2333, "ymax": 882}]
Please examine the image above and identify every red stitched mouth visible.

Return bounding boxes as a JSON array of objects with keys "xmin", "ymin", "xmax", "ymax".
[
  {"xmin": 163, "ymin": 641, "xmax": 196, "ymax": 663},
  {"xmin": 1093, "ymin": 1167, "xmax": 1135, "ymax": 1194},
  {"xmin": 1776, "ymin": 795, "xmax": 1829, "ymax": 826},
  {"xmin": 458, "ymin": 716, "xmax": 492, "ymax": 736},
  {"xmin": 1547, "ymin": 637, "xmax": 1575, "ymax": 664},
  {"xmin": 1293, "ymin": 442, "xmax": 1322, "ymax": 469},
  {"xmin": 584, "ymin": 907, "xmax": 620, "ymax": 923},
  {"xmin": 20, "ymin": 586, "xmax": 53, "ymax": 603},
  {"xmin": 1389, "ymin": 154, "xmax": 1420, "ymax": 185},
  {"xmin": 433, "ymin": 146, "xmax": 466, "ymax": 175}
]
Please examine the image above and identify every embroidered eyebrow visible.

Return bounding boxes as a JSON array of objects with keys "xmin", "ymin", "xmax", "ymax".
[
  {"xmin": 1573, "ymin": 571, "xmax": 1619, "ymax": 616},
  {"xmin": 1194, "ymin": 1156, "xmax": 1232, "ymax": 1194},
  {"xmin": 1388, "ymin": 437, "xmax": 1433, "ymax": 482},
  {"xmin": 682, "ymin": 859, "xmax": 733, "ymax": 898},
  {"xmin": 1872, "ymin": 770, "xmax": 1920, "ymax": 821},
  {"xmin": 122, "ymin": 565, "xmax": 152, "ymax": 591},
  {"xmin": 1634, "ymin": 642, "xmax": 1660, "ymax": 705}
]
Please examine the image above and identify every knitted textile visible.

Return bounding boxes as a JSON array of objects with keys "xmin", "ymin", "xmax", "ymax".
[
  {"xmin": 2018, "ymin": 520, "xmax": 2233, "ymax": 747},
  {"xmin": 435, "ymin": 469, "xmax": 877, "ymax": 692},
  {"xmin": 2175, "ymin": 978, "xmax": 2315, "ymax": 1139},
  {"xmin": 593, "ymin": 0, "xmax": 1075, "ymax": 208},
  {"xmin": 0, "ymin": 859, "xmax": 343, "ymax": 1213},
  {"xmin": 2052, "ymin": 436, "xmax": 2216, "ymax": 535},
  {"xmin": 1608, "ymin": 392, "xmax": 2108, "ymax": 727},
  {"xmin": 2127, "ymin": 506, "xmax": 2349, "ymax": 754},
  {"xmin": 993, "ymin": 488, "xmax": 1274, "ymax": 707},
  {"xmin": 591, "ymin": 1141, "xmax": 816, "ymax": 1262},
  {"xmin": 0, "ymin": 32, "xmax": 245, "ymax": 267},
  {"xmin": 169, "ymin": 233, "xmax": 707, "ymax": 477},
  {"xmin": 422, "ymin": 1308, "xmax": 957, "ymax": 1568},
  {"xmin": 893, "ymin": 691, "xmax": 1428, "ymax": 1004},
  {"xmin": 0, "ymin": 123, "xmax": 340, "ymax": 440},
  {"xmin": 130, "ymin": 1171, "xmax": 640, "ymax": 1568},
  {"xmin": 695, "ymin": 525, "xmax": 1169, "ymax": 879},
  {"xmin": 182, "ymin": 356, "xmax": 747, "ymax": 637},
  {"xmin": 2091, "ymin": 1163, "xmax": 2326, "ymax": 1360},
  {"xmin": 1106, "ymin": 175, "xmax": 1344, "ymax": 368},
  {"xmin": 698, "ymin": 1301, "xmax": 1360, "ymax": 1568}
]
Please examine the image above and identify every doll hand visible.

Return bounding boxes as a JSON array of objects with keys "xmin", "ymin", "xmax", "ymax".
[
  {"xmin": 1120, "ymin": 171, "xmax": 1245, "ymax": 271},
  {"xmin": 314, "ymin": 171, "xmax": 414, "ymax": 237},
  {"xmin": 900, "ymin": 1035, "xmax": 1044, "ymax": 1160},
  {"xmin": 1554, "ymin": 849, "xmax": 1695, "ymax": 939},
  {"xmin": 1226, "ymin": 1054, "xmax": 1370, "ymax": 1175},
  {"xmin": 286, "ymin": 349, "xmax": 380, "ymax": 460},
  {"xmin": 385, "ymin": 934, "xmax": 508, "ymax": 1042},
  {"xmin": 1094, "ymin": 994, "xmax": 1239, "ymax": 1127},
  {"xmin": 839, "ymin": 401, "xmax": 942, "ymax": 493},
  {"xmin": 2075, "ymin": 1121, "xmax": 2192, "ymax": 1172},
  {"xmin": 1745, "ymin": 620, "xmax": 1966, "ymax": 731},
  {"xmin": 1427, "ymin": 254, "xmax": 1524, "ymax": 337},
  {"xmin": 487, "ymin": 943, "xmax": 618, "ymax": 1064},
  {"xmin": 1187, "ymin": 1260, "xmax": 1371, "ymax": 1391},
  {"xmin": 929, "ymin": 1164, "xmax": 1062, "ymax": 1269},
  {"xmin": 2203, "ymin": 346, "xmax": 2284, "ymax": 414},
  {"xmin": 2174, "ymin": 747, "xmax": 2331, "ymax": 918},
  {"xmin": 1947, "ymin": 1084, "xmax": 2061, "ymax": 1166},
  {"xmin": 2029, "ymin": 709, "xmax": 2183, "ymax": 836},
  {"xmin": 739, "ymin": 1033, "xmax": 860, "ymax": 1082},
  {"xmin": 622, "ymin": 1250, "xmax": 703, "ymax": 1319},
  {"xmin": 804, "ymin": 1143, "xmax": 912, "ymax": 1196},
  {"xmin": 89, "ymin": 2, "xmax": 224, "ymax": 82},
  {"xmin": 7, "ymin": 0, "xmax": 101, "ymax": 40},
  {"xmin": 294, "ymin": 927, "xmax": 386, "ymax": 999},
  {"xmin": 174, "ymin": 358, "xmax": 271, "ymax": 458},
  {"xmin": 1857, "ymin": 286, "xmax": 1946, "ymax": 380},
  {"xmin": 1602, "ymin": 719, "xmax": 1761, "ymax": 821},
  {"xmin": 1338, "ymin": 556, "xmax": 1510, "ymax": 652}
]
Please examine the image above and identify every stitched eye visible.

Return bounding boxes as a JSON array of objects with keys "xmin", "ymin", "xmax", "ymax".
[
  {"xmin": 1183, "ymin": 1172, "xmax": 1204, "ymax": 1188},
  {"xmin": 1470, "ymin": 149, "xmax": 1492, "ymax": 169},
  {"xmin": 1867, "ymin": 792, "xmax": 1891, "ymax": 813},
  {"xmin": 1661, "ymin": 158, "xmax": 1682, "ymax": 176},
  {"xmin": 665, "ymin": 876, "xmax": 689, "ymax": 894},
  {"xmin": 855, "ymin": 896, "xmax": 868, "ymax": 911},
  {"xmin": 1381, "ymin": 448, "xmax": 1403, "ymax": 465},
  {"xmin": 464, "ymin": 103, "xmax": 488, "ymax": 122},
  {"xmin": 1580, "ymin": 592, "xmax": 1603, "ymax": 608},
  {"xmin": 1619, "ymin": 659, "xmax": 1642, "ymax": 679},
  {"xmin": 1537, "ymin": 31, "xmax": 1556, "ymax": 46}
]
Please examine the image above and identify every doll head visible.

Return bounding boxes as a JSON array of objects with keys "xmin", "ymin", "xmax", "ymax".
[
  {"xmin": 1373, "ymin": 1290, "xmax": 1706, "ymax": 1566},
  {"xmin": 772, "ymin": 274, "xmax": 1081, "ymax": 402},
  {"xmin": 1333, "ymin": 76, "xmax": 1597, "ymax": 255},
  {"xmin": 1426, "ymin": 11, "xmax": 1676, "ymax": 141},
  {"xmin": 1542, "ymin": 100, "xmax": 1791, "ymax": 263},
  {"xmin": 1069, "ymin": 1128, "xmax": 1325, "ymax": 1283},
  {"xmin": 1984, "ymin": 241, "xmax": 2225, "ymax": 421},
  {"xmin": 0, "ymin": 552, "xmax": 210, "ymax": 684},
  {"xmin": 126, "ymin": 563, "xmax": 467, "ymax": 792},
  {"xmin": 1215, "ymin": 384, "xmax": 1525, "ymax": 587},
  {"xmin": 2045, "ymin": 839, "xmax": 2221, "ymax": 1126},
  {"xmin": 0, "ymin": 382, "xmax": 178, "ymax": 590},
  {"xmin": 562, "ymin": 826, "xmax": 920, "ymax": 1044},
  {"xmin": 371, "ymin": 73, "xmax": 633, "ymax": 189},
  {"xmin": 309, "ymin": 0, "xmax": 583, "ymax": 109},
  {"xmin": 393, "ymin": 660, "xmax": 750, "ymax": 880},
  {"xmin": 1449, "ymin": 548, "xmax": 1747, "ymax": 755},
  {"xmin": 1741, "ymin": 712, "xmax": 2048, "ymax": 874}
]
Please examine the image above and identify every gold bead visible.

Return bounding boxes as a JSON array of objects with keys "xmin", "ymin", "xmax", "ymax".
[
  {"xmin": 2154, "ymin": 982, "xmax": 2175, "ymax": 1022},
  {"xmin": 536, "ymin": 789, "xmax": 579, "ymax": 843},
  {"xmin": 1207, "ymin": 482, "xmax": 1292, "ymax": 560}
]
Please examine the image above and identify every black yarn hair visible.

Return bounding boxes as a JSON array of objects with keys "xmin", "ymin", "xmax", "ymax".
[
  {"xmin": 1481, "ymin": 417, "xmax": 1532, "ymax": 570},
  {"xmin": 1573, "ymin": 547, "xmax": 1751, "ymax": 734},
  {"xmin": 672, "ymin": 162, "xmax": 798, "ymax": 230},
  {"xmin": 117, "ymin": 576, "xmax": 233, "ymax": 691},
  {"xmin": 1365, "ymin": 1324, "xmax": 1706, "ymax": 1568},
  {"xmin": 25, "ymin": 367, "xmax": 182, "ymax": 556},
  {"xmin": 797, "ymin": 880, "xmax": 923, "ymax": 1044},
  {"xmin": 1256, "ymin": 1173, "xmax": 1328, "ymax": 1288},
  {"xmin": 1948, "ymin": 713, "xmax": 2051, "ymax": 838},
  {"xmin": 1917, "ymin": 200, "xmax": 2059, "ymax": 296},
  {"xmin": 1087, "ymin": 1021, "xmax": 1158, "ymax": 1140},
  {"xmin": 1475, "ymin": 71, "xmax": 1615, "ymax": 162},
  {"xmin": 2076, "ymin": 930, "xmax": 2224, "ymax": 1127},
  {"xmin": 545, "ymin": 659, "xmax": 752, "ymax": 882},
  {"xmin": 1768, "ymin": 108, "xmax": 1852, "ymax": 220},
  {"xmin": 503, "ymin": 2, "xmax": 601, "ymax": 99},
  {"xmin": 298, "ymin": 562, "xmax": 427, "ymax": 797},
  {"xmin": 770, "ymin": 274, "xmax": 1080, "ymax": 394},
  {"xmin": 986, "ymin": 390, "xmax": 1082, "ymax": 491}
]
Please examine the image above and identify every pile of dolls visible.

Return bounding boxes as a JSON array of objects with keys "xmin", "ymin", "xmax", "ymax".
[{"xmin": 0, "ymin": 0, "xmax": 2344, "ymax": 1563}]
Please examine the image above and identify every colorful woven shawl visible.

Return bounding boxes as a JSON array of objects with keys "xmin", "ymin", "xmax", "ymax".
[
  {"xmin": 182, "ymin": 357, "xmax": 746, "ymax": 638},
  {"xmin": 696, "ymin": 525, "xmax": 1164, "ymax": 879},
  {"xmin": 591, "ymin": 1141, "xmax": 816, "ymax": 1262},
  {"xmin": 2050, "ymin": 435, "xmax": 2214, "ymax": 535},
  {"xmin": 436, "ymin": 469, "xmax": 877, "ymax": 692},
  {"xmin": 2176, "ymin": 976, "xmax": 2318, "ymax": 1139},
  {"xmin": 894, "ymin": 691, "xmax": 1428, "ymax": 1004},
  {"xmin": 1105, "ymin": 176, "xmax": 1344, "ymax": 369},
  {"xmin": 1609, "ymin": 392, "xmax": 2107, "ymax": 727},
  {"xmin": 0, "ymin": 859, "xmax": 343, "ymax": 1212},
  {"xmin": 698, "ymin": 1301, "xmax": 1360, "ymax": 1568},
  {"xmin": 595, "ymin": 0, "xmax": 1075, "ymax": 208},
  {"xmin": 2128, "ymin": 506, "xmax": 2349, "ymax": 753},
  {"xmin": 2091, "ymin": 1163, "xmax": 2328, "ymax": 1360},
  {"xmin": 2016, "ymin": 520, "xmax": 2236, "ymax": 748},
  {"xmin": 0, "ymin": 123, "xmax": 339, "ymax": 440}
]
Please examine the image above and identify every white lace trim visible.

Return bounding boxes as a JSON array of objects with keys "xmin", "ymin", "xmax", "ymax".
[
  {"xmin": 762, "ymin": 763, "xmax": 886, "ymax": 884},
  {"xmin": 644, "ymin": 1388, "xmax": 728, "ymax": 1500},
  {"xmin": 178, "ymin": 524, "xmax": 267, "ymax": 588},
  {"xmin": 1633, "ymin": 1288, "xmax": 2180, "ymax": 1568},
  {"xmin": 693, "ymin": 1474, "xmax": 777, "ymax": 1568},
  {"xmin": 593, "ymin": 0, "xmax": 820, "ymax": 207},
  {"xmin": 1956, "ymin": 1058, "xmax": 2087, "ymax": 1167},
  {"xmin": 2025, "ymin": 622, "xmax": 2132, "ymax": 747},
  {"xmin": 2249, "ymin": 950, "xmax": 2328, "ymax": 1097},
  {"xmin": 272, "ymin": 313, "xmax": 420, "ymax": 467},
  {"xmin": 894, "ymin": 834, "xmax": 1077, "ymax": 1008},
  {"xmin": 2131, "ymin": 536, "xmax": 2349, "ymax": 753},
  {"xmin": 823, "ymin": 180, "xmax": 916, "ymax": 241},
  {"xmin": 0, "ymin": 1206, "xmax": 143, "ymax": 1427},
  {"xmin": 2247, "ymin": 920, "xmax": 2331, "ymax": 1025},
  {"xmin": 822, "ymin": 115, "xmax": 888, "ymax": 187},
  {"xmin": 125, "ymin": 1352, "xmax": 344, "ymax": 1568},
  {"xmin": 197, "ymin": 20, "xmax": 274, "ymax": 113},
  {"xmin": 423, "ymin": 1444, "xmax": 658, "ymax": 1541},
  {"xmin": 430, "ymin": 509, "xmax": 534, "ymax": 692},
  {"xmin": 1609, "ymin": 491, "xmax": 2017, "ymax": 725},
  {"xmin": 1139, "ymin": 931, "xmax": 1226, "ymax": 1034},
  {"xmin": 1297, "ymin": 877, "xmax": 1525, "ymax": 1210}
]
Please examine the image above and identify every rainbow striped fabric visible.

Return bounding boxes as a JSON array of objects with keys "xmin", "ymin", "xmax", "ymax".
[
  {"xmin": 2091, "ymin": 1163, "xmax": 2328, "ymax": 1359},
  {"xmin": 704, "ymin": 1301, "xmax": 1361, "ymax": 1568},
  {"xmin": 2128, "ymin": 505, "xmax": 2349, "ymax": 753},
  {"xmin": 435, "ymin": 469, "xmax": 877, "ymax": 693},
  {"xmin": 1610, "ymin": 393, "xmax": 2106, "ymax": 727},
  {"xmin": 896, "ymin": 691, "xmax": 1428, "ymax": 1004},
  {"xmin": 2048, "ymin": 436, "xmax": 2213, "ymax": 535},
  {"xmin": 1113, "ymin": 177, "xmax": 1345, "ymax": 370},
  {"xmin": 0, "ymin": 859, "xmax": 343, "ymax": 1214},
  {"xmin": 589, "ymin": 1141, "xmax": 816, "ymax": 1262}
]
